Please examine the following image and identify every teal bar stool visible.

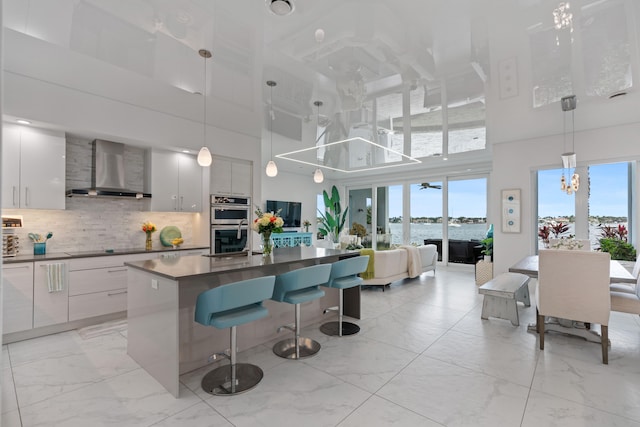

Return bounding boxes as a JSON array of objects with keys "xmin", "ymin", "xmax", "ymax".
[
  {"xmin": 195, "ymin": 275, "xmax": 276, "ymax": 396},
  {"xmin": 271, "ymin": 264, "xmax": 332, "ymax": 359},
  {"xmin": 320, "ymin": 255, "xmax": 370, "ymax": 336}
]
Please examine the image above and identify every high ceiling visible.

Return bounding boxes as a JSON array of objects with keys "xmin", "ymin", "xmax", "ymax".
[{"xmin": 2, "ymin": 0, "xmax": 637, "ymax": 179}]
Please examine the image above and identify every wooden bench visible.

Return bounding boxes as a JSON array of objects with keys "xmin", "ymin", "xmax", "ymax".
[{"xmin": 478, "ymin": 272, "xmax": 531, "ymax": 326}]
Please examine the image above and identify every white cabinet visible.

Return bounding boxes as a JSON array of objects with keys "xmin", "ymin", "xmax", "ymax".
[
  {"xmin": 150, "ymin": 151, "xmax": 202, "ymax": 212},
  {"xmin": 33, "ymin": 260, "xmax": 69, "ymax": 328},
  {"xmin": 210, "ymin": 157, "xmax": 232, "ymax": 194},
  {"xmin": 68, "ymin": 256, "xmax": 128, "ymax": 322},
  {"xmin": 2, "ymin": 263, "xmax": 34, "ymax": 334},
  {"xmin": 231, "ymin": 161, "xmax": 252, "ymax": 196},
  {"xmin": 1, "ymin": 124, "xmax": 66, "ymax": 209},
  {"xmin": 210, "ymin": 157, "xmax": 252, "ymax": 196},
  {"xmin": 67, "ymin": 253, "xmax": 156, "ymax": 322}
]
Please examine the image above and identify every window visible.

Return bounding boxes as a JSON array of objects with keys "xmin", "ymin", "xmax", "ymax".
[
  {"xmin": 588, "ymin": 162, "xmax": 630, "ymax": 248},
  {"xmin": 537, "ymin": 168, "xmax": 576, "ymax": 250},
  {"xmin": 348, "ymin": 188, "xmax": 373, "ymax": 247},
  {"xmin": 448, "ymin": 178, "xmax": 488, "ymax": 241},
  {"xmin": 378, "ymin": 185, "xmax": 402, "ymax": 248},
  {"xmin": 410, "ymin": 181, "xmax": 443, "ymax": 247},
  {"xmin": 536, "ymin": 162, "xmax": 633, "ymax": 251}
]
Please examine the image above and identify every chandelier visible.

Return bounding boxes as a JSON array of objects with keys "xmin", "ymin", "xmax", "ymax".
[
  {"xmin": 553, "ymin": 2, "xmax": 573, "ymax": 31},
  {"xmin": 560, "ymin": 95, "xmax": 579, "ymax": 195}
]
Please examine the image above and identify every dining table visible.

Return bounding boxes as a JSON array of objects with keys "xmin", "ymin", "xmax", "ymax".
[{"xmin": 508, "ymin": 254, "xmax": 635, "ymax": 343}]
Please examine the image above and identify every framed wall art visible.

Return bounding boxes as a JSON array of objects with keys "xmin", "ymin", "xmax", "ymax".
[{"xmin": 501, "ymin": 189, "xmax": 521, "ymax": 233}]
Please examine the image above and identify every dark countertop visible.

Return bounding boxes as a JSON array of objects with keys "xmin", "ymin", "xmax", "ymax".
[
  {"xmin": 125, "ymin": 246, "xmax": 358, "ymax": 281},
  {"xmin": 2, "ymin": 245, "xmax": 210, "ymax": 264}
]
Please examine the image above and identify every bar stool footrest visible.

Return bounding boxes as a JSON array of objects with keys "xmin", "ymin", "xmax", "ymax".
[
  {"xmin": 201, "ymin": 363, "xmax": 264, "ymax": 396},
  {"xmin": 272, "ymin": 337, "xmax": 321, "ymax": 359},
  {"xmin": 320, "ymin": 321, "xmax": 360, "ymax": 336}
]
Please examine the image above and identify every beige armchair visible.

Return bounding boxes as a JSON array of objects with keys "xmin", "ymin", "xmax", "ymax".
[{"xmin": 536, "ymin": 249, "xmax": 611, "ymax": 364}]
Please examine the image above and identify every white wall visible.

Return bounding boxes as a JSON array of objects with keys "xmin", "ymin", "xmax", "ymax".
[
  {"xmin": 491, "ymin": 122, "xmax": 640, "ymax": 275},
  {"xmin": 258, "ymin": 169, "xmax": 336, "ymax": 246}
]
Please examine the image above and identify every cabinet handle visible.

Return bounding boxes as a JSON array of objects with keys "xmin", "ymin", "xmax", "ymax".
[
  {"xmin": 180, "ymin": 196, "xmax": 184, "ymax": 211},
  {"xmin": 4, "ymin": 265, "xmax": 30, "ymax": 270},
  {"xmin": 107, "ymin": 268, "xmax": 127, "ymax": 273},
  {"xmin": 24, "ymin": 187, "xmax": 29, "ymax": 206},
  {"xmin": 12, "ymin": 186, "xmax": 17, "ymax": 206},
  {"xmin": 107, "ymin": 290, "xmax": 128, "ymax": 296}
]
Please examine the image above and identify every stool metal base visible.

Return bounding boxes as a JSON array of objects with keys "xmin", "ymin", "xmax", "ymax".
[
  {"xmin": 272, "ymin": 337, "xmax": 321, "ymax": 359},
  {"xmin": 320, "ymin": 321, "xmax": 360, "ymax": 336},
  {"xmin": 201, "ymin": 363, "xmax": 263, "ymax": 396}
]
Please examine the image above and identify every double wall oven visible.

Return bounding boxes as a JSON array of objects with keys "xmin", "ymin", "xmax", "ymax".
[{"xmin": 210, "ymin": 195, "xmax": 251, "ymax": 254}]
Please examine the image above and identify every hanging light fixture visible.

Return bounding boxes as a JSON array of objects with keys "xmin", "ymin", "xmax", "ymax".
[
  {"xmin": 560, "ymin": 94, "xmax": 579, "ymax": 194},
  {"xmin": 265, "ymin": 80, "xmax": 278, "ymax": 177},
  {"xmin": 197, "ymin": 49, "xmax": 213, "ymax": 167},
  {"xmin": 312, "ymin": 100, "xmax": 324, "ymax": 183}
]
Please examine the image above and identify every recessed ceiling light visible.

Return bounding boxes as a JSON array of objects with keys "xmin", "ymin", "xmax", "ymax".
[
  {"xmin": 16, "ymin": 119, "xmax": 31, "ymax": 125},
  {"xmin": 182, "ymin": 150, "xmax": 190, "ymax": 153},
  {"xmin": 266, "ymin": 0, "xmax": 294, "ymax": 16},
  {"xmin": 443, "ymin": 157, "xmax": 448, "ymax": 161},
  {"xmin": 315, "ymin": 28, "xmax": 325, "ymax": 42}
]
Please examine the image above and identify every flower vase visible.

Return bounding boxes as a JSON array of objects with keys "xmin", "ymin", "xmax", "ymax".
[
  {"xmin": 145, "ymin": 232, "xmax": 153, "ymax": 251},
  {"xmin": 261, "ymin": 232, "xmax": 274, "ymax": 258}
]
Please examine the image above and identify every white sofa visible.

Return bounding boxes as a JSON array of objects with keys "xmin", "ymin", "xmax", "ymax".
[{"xmin": 361, "ymin": 244, "xmax": 437, "ymax": 288}]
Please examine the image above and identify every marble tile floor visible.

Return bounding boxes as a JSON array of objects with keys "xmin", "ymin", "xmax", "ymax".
[{"xmin": 3, "ymin": 265, "xmax": 640, "ymax": 426}]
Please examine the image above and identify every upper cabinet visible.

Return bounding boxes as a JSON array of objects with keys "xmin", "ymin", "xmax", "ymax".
[
  {"xmin": 2, "ymin": 124, "xmax": 66, "ymax": 209},
  {"xmin": 210, "ymin": 157, "xmax": 252, "ymax": 197},
  {"xmin": 150, "ymin": 151, "xmax": 202, "ymax": 212}
]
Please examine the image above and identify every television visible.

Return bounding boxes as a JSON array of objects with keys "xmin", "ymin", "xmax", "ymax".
[{"xmin": 266, "ymin": 200, "xmax": 302, "ymax": 228}]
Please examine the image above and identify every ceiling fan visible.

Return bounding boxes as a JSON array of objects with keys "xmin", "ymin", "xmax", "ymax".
[{"xmin": 419, "ymin": 182, "xmax": 442, "ymax": 190}]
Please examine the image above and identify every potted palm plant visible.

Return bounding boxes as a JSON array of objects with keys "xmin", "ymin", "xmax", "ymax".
[{"xmin": 317, "ymin": 185, "xmax": 348, "ymax": 245}]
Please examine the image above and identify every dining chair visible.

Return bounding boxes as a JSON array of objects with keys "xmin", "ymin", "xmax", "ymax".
[
  {"xmin": 611, "ymin": 273, "xmax": 640, "ymax": 316},
  {"xmin": 610, "ymin": 257, "xmax": 640, "ymax": 294},
  {"xmin": 536, "ymin": 249, "xmax": 611, "ymax": 364}
]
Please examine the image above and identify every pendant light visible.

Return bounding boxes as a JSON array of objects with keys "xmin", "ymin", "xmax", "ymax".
[
  {"xmin": 312, "ymin": 100, "xmax": 324, "ymax": 183},
  {"xmin": 197, "ymin": 49, "xmax": 213, "ymax": 167},
  {"xmin": 560, "ymin": 95, "xmax": 578, "ymax": 194},
  {"xmin": 265, "ymin": 80, "xmax": 278, "ymax": 177}
]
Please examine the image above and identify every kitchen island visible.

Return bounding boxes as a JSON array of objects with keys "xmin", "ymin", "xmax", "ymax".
[{"xmin": 125, "ymin": 247, "xmax": 360, "ymax": 397}]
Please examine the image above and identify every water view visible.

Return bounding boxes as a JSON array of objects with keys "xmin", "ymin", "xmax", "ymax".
[{"xmin": 388, "ymin": 222, "xmax": 488, "ymax": 245}]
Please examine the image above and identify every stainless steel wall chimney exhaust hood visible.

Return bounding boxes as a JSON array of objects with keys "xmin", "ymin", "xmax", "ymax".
[{"xmin": 66, "ymin": 140, "xmax": 151, "ymax": 198}]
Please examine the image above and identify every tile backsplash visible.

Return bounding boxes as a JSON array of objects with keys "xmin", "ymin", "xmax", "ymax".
[
  {"xmin": 3, "ymin": 205, "xmax": 200, "ymax": 254},
  {"xmin": 2, "ymin": 136, "xmax": 204, "ymax": 254}
]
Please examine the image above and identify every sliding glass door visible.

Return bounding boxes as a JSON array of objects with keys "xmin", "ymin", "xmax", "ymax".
[{"xmin": 347, "ymin": 177, "xmax": 487, "ymax": 261}]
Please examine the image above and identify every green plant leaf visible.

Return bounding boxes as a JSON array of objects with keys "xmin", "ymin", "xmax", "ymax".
[{"xmin": 323, "ymin": 190, "xmax": 331, "ymax": 209}]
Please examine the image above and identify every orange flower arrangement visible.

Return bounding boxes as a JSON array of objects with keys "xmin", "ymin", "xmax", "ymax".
[
  {"xmin": 142, "ymin": 221, "xmax": 157, "ymax": 233},
  {"xmin": 142, "ymin": 221, "xmax": 156, "ymax": 251}
]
